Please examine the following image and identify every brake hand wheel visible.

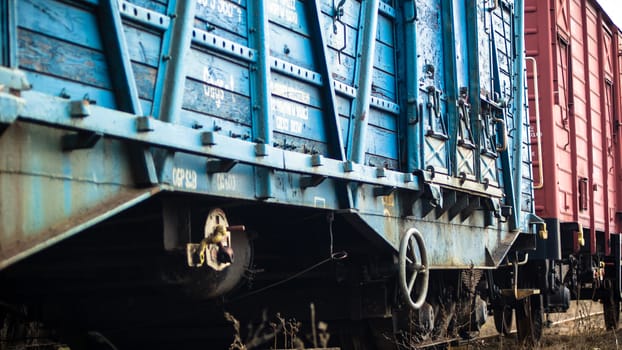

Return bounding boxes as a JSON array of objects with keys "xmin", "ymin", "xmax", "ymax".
[{"xmin": 399, "ymin": 228, "xmax": 429, "ymax": 310}]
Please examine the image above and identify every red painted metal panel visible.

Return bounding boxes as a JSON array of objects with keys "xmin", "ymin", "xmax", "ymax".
[
  {"xmin": 617, "ymin": 29, "xmax": 622, "ymax": 225},
  {"xmin": 571, "ymin": 0, "xmax": 590, "ymax": 235},
  {"xmin": 525, "ymin": 0, "xmax": 559, "ymax": 219},
  {"xmin": 613, "ymin": 30, "xmax": 622, "ymax": 221},
  {"xmin": 553, "ymin": 0, "xmax": 577, "ymax": 224},
  {"xmin": 599, "ymin": 17, "xmax": 619, "ymax": 246},
  {"xmin": 586, "ymin": 4, "xmax": 605, "ymax": 236},
  {"xmin": 610, "ymin": 25, "xmax": 622, "ymax": 232},
  {"xmin": 526, "ymin": 0, "xmax": 622, "ymax": 255}
]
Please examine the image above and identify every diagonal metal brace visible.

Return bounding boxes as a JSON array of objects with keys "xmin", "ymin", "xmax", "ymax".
[
  {"xmin": 206, "ymin": 159, "xmax": 239, "ymax": 174},
  {"xmin": 61, "ymin": 131, "xmax": 102, "ymax": 151},
  {"xmin": 301, "ymin": 175, "xmax": 327, "ymax": 189},
  {"xmin": 373, "ymin": 186, "xmax": 397, "ymax": 197}
]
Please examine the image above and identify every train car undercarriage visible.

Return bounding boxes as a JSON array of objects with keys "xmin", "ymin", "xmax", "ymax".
[{"xmin": 0, "ymin": 195, "xmax": 541, "ymax": 350}]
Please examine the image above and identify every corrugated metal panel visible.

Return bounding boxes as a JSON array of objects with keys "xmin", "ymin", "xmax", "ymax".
[{"xmin": 526, "ymin": 0, "xmax": 622, "ymax": 255}]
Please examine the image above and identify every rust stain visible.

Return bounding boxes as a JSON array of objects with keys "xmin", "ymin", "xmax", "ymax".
[
  {"xmin": 384, "ymin": 214, "xmax": 396, "ymax": 247},
  {"xmin": 382, "ymin": 193, "xmax": 395, "ymax": 208}
]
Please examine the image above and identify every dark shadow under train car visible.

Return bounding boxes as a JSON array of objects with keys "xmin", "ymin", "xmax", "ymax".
[{"xmin": 0, "ymin": 0, "xmax": 538, "ymax": 349}]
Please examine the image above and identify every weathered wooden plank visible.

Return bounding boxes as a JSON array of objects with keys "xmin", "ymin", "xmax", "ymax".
[
  {"xmin": 195, "ymin": 0, "xmax": 247, "ymax": 41},
  {"xmin": 374, "ymin": 40, "xmax": 395, "ymax": 75},
  {"xmin": 186, "ymin": 49, "xmax": 250, "ymax": 97},
  {"xmin": 182, "ymin": 78, "xmax": 252, "ymax": 125},
  {"xmin": 377, "ymin": 13, "xmax": 394, "ymax": 46},
  {"xmin": 372, "ymin": 67, "xmax": 396, "ymax": 101},
  {"xmin": 328, "ymin": 49, "xmax": 356, "ymax": 85},
  {"xmin": 18, "ymin": 29, "xmax": 111, "ymax": 89},
  {"xmin": 193, "ymin": 18, "xmax": 248, "ymax": 45},
  {"xmin": 24, "ymin": 73, "xmax": 117, "ymax": 110},
  {"xmin": 179, "ymin": 109, "xmax": 252, "ymax": 138},
  {"xmin": 321, "ymin": 12, "xmax": 358, "ymax": 58},
  {"xmin": 132, "ymin": 62, "xmax": 157, "ymax": 100},
  {"xmin": 269, "ymin": 24, "xmax": 316, "ymax": 71},
  {"xmin": 319, "ymin": 0, "xmax": 361, "ymax": 30},
  {"xmin": 125, "ymin": 0, "xmax": 167, "ymax": 14},
  {"xmin": 366, "ymin": 154, "xmax": 399, "ymax": 170},
  {"xmin": 124, "ymin": 24, "xmax": 162, "ymax": 68},
  {"xmin": 272, "ymin": 132, "xmax": 329, "ymax": 156},
  {"xmin": 368, "ymin": 108, "xmax": 397, "ymax": 131},
  {"xmin": 267, "ymin": 0, "xmax": 309, "ymax": 35},
  {"xmin": 366, "ymin": 126, "xmax": 398, "ymax": 159},
  {"xmin": 271, "ymin": 96, "xmax": 326, "ymax": 142},
  {"xmin": 335, "ymin": 97, "xmax": 397, "ymax": 130},
  {"xmin": 18, "ymin": 0, "xmax": 103, "ymax": 50},
  {"xmin": 338, "ymin": 115, "xmax": 398, "ymax": 160},
  {"xmin": 271, "ymin": 73, "xmax": 321, "ymax": 108}
]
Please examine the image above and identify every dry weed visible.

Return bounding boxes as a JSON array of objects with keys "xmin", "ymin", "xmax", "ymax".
[{"xmin": 472, "ymin": 301, "xmax": 621, "ymax": 350}]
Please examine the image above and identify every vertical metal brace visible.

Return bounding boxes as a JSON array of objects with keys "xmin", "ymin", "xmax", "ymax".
[
  {"xmin": 497, "ymin": 0, "xmax": 525, "ymax": 232},
  {"xmin": 248, "ymin": 1, "xmax": 271, "ymax": 145},
  {"xmin": 0, "ymin": 0, "xmax": 16, "ymax": 68},
  {"xmin": 99, "ymin": 0, "xmax": 143, "ymax": 115},
  {"xmin": 347, "ymin": 0, "xmax": 380, "ymax": 164},
  {"xmin": 248, "ymin": 1, "xmax": 273, "ymax": 199},
  {"xmin": 466, "ymin": 0, "xmax": 482, "ymax": 181},
  {"xmin": 99, "ymin": 0, "xmax": 158, "ymax": 185},
  {"xmin": 511, "ymin": 0, "xmax": 526, "ymax": 230},
  {"xmin": 152, "ymin": 0, "xmax": 196, "ymax": 123},
  {"xmin": 149, "ymin": 0, "xmax": 196, "ymax": 185},
  {"xmin": 307, "ymin": 0, "xmax": 352, "ymax": 207},
  {"xmin": 526, "ymin": 57, "xmax": 544, "ymax": 189},
  {"xmin": 403, "ymin": 0, "xmax": 420, "ymax": 172},
  {"xmin": 308, "ymin": 0, "xmax": 346, "ymax": 161},
  {"xmin": 441, "ymin": 0, "xmax": 459, "ymax": 176}
]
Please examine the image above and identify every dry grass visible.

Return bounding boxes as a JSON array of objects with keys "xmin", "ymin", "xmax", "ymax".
[
  {"xmin": 469, "ymin": 328, "xmax": 620, "ymax": 350},
  {"xmin": 461, "ymin": 301, "xmax": 621, "ymax": 350}
]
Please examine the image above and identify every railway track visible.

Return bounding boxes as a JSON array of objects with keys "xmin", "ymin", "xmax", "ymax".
[
  {"xmin": 449, "ymin": 302, "xmax": 610, "ymax": 350},
  {"xmin": 342, "ymin": 303, "xmax": 609, "ymax": 350}
]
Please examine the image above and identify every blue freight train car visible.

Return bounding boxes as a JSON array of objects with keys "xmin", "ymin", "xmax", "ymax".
[{"xmin": 0, "ymin": 0, "xmax": 543, "ymax": 348}]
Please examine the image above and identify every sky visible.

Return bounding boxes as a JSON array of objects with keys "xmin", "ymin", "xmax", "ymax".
[{"xmin": 597, "ymin": 0, "xmax": 622, "ymax": 29}]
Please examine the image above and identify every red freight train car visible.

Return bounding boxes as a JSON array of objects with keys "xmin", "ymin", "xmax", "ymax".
[{"xmin": 523, "ymin": 0, "xmax": 622, "ymax": 331}]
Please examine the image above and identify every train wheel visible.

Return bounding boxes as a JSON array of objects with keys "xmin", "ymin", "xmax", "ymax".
[
  {"xmin": 493, "ymin": 304, "xmax": 513, "ymax": 336},
  {"xmin": 515, "ymin": 295, "xmax": 543, "ymax": 345},
  {"xmin": 398, "ymin": 228, "xmax": 429, "ymax": 310},
  {"xmin": 603, "ymin": 289, "xmax": 620, "ymax": 330}
]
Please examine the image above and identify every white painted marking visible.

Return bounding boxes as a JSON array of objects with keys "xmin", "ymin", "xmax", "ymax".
[
  {"xmin": 173, "ymin": 167, "xmax": 198, "ymax": 190},
  {"xmin": 314, "ymin": 196, "xmax": 326, "ymax": 208},
  {"xmin": 216, "ymin": 173, "xmax": 237, "ymax": 191}
]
